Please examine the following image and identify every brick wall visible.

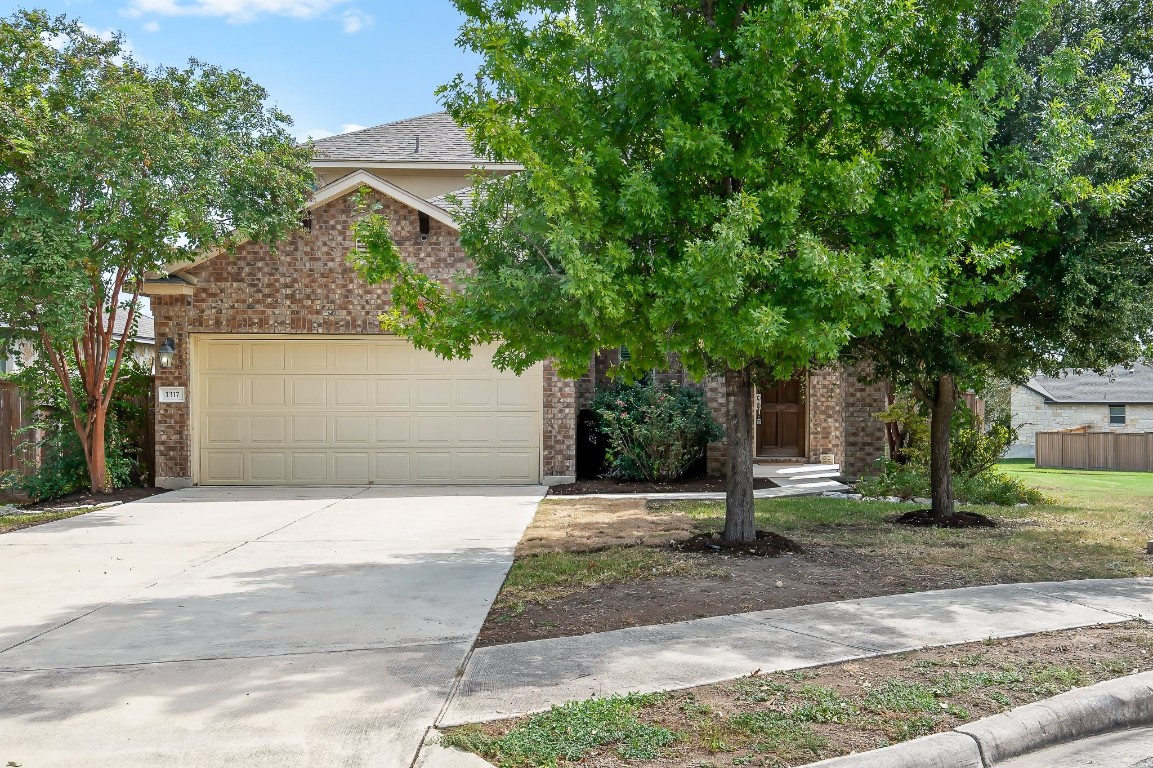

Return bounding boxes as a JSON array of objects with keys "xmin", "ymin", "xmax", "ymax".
[
  {"xmin": 807, "ymin": 365, "xmax": 844, "ymax": 465},
  {"xmin": 841, "ymin": 363, "xmax": 889, "ymax": 478},
  {"xmin": 150, "ymin": 188, "xmax": 575, "ymax": 484},
  {"xmin": 543, "ymin": 360, "xmax": 576, "ymax": 479}
]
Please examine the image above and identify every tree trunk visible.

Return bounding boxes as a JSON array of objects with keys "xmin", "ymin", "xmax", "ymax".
[
  {"xmin": 928, "ymin": 373, "xmax": 958, "ymax": 520},
  {"xmin": 723, "ymin": 365, "xmax": 756, "ymax": 543},
  {"xmin": 88, "ymin": 405, "xmax": 108, "ymax": 495}
]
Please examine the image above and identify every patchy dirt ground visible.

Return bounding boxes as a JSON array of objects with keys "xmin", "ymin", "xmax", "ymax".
[
  {"xmin": 549, "ymin": 477, "xmax": 778, "ymax": 495},
  {"xmin": 516, "ymin": 498, "xmax": 699, "ymax": 556},
  {"xmin": 448, "ymin": 621, "xmax": 1153, "ymax": 767},
  {"xmin": 478, "ymin": 544, "xmax": 952, "ymax": 646}
]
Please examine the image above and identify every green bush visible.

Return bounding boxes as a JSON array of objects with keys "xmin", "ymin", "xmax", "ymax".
[
  {"xmin": 591, "ymin": 380, "xmax": 724, "ymax": 482},
  {"xmin": 1, "ymin": 357, "xmax": 151, "ymax": 500},
  {"xmin": 862, "ymin": 393, "xmax": 1046, "ymax": 505}
]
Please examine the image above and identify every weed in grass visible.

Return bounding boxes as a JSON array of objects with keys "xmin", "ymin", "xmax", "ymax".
[
  {"xmin": 1023, "ymin": 665, "xmax": 1088, "ymax": 697},
  {"xmin": 726, "ymin": 676, "xmax": 789, "ymax": 703},
  {"xmin": 441, "ymin": 693, "xmax": 677, "ymax": 767},
  {"xmin": 789, "ymin": 685, "xmax": 858, "ymax": 724},
  {"xmin": 885, "ymin": 714, "xmax": 940, "ymax": 742},
  {"xmin": 861, "ymin": 680, "xmax": 940, "ymax": 714}
]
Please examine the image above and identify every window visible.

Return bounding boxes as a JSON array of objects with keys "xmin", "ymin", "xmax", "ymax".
[{"xmin": 1109, "ymin": 404, "xmax": 1126, "ymax": 425}]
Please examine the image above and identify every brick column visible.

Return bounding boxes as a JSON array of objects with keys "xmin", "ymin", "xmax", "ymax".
[
  {"xmin": 542, "ymin": 359, "xmax": 577, "ymax": 484},
  {"xmin": 151, "ymin": 295, "xmax": 194, "ymax": 489},
  {"xmin": 841, "ymin": 362, "xmax": 889, "ymax": 478},
  {"xmin": 807, "ymin": 364, "xmax": 845, "ymax": 466}
]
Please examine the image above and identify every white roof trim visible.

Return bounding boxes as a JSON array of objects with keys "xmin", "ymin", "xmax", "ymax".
[
  {"xmin": 162, "ymin": 170, "xmax": 458, "ymax": 276},
  {"xmin": 309, "ymin": 170, "xmax": 459, "ymax": 229}
]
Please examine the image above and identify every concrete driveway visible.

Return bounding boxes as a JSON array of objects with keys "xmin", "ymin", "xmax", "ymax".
[{"xmin": 0, "ymin": 485, "xmax": 542, "ymax": 767}]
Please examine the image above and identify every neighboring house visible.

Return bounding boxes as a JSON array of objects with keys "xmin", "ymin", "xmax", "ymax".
[
  {"xmin": 144, "ymin": 111, "xmax": 888, "ymax": 489},
  {"xmin": 0, "ymin": 313, "xmax": 155, "ymax": 373},
  {"xmin": 1008, "ymin": 364, "xmax": 1153, "ymax": 458}
]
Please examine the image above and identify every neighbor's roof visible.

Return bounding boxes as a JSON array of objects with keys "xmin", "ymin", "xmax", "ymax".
[
  {"xmin": 311, "ymin": 112, "xmax": 487, "ymax": 164},
  {"xmin": 1023, "ymin": 363, "xmax": 1153, "ymax": 404},
  {"xmin": 111, "ymin": 311, "xmax": 155, "ymax": 345}
]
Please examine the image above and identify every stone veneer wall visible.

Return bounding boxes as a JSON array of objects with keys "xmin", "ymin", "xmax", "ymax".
[
  {"xmin": 1009, "ymin": 386, "xmax": 1153, "ymax": 458},
  {"xmin": 151, "ymin": 188, "xmax": 576, "ymax": 484}
]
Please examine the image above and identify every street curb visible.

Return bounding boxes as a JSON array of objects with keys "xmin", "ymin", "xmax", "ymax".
[{"xmin": 801, "ymin": 671, "xmax": 1153, "ymax": 767}]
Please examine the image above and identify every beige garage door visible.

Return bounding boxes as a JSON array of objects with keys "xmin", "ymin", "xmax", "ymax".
[{"xmin": 194, "ymin": 336, "xmax": 542, "ymax": 485}]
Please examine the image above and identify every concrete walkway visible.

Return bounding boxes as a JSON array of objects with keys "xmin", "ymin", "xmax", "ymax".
[
  {"xmin": 441, "ymin": 577, "xmax": 1153, "ymax": 725},
  {"xmin": 552, "ymin": 462, "xmax": 849, "ymax": 500},
  {"xmin": 0, "ymin": 485, "xmax": 541, "ymax": 768}
]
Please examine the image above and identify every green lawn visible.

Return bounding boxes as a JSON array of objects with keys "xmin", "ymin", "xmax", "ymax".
[
  {"xmin": 998, "ymin": 459, "xmax": 1153, "ymax": 508},
  {"xmin": 0, "ymin": 507, "xmax": 90, "ymax": 534}
]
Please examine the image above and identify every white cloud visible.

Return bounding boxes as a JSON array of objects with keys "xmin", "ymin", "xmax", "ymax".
[
  {"xmin": 341, "ymin": 8, "xmax": 371, "ymax": 33},
  {"xmin": 125, "ymin": 0, "xmax": 351, "ymax": 23},
  {"xmin": 340, "ymin": 123, "xmax": 367, "ymax": 134},
  {"xmin": 142, "ymin": 20, "xmax": 161, "ymax": 32},
  {"xmin": 299, "ymin": 128, "xmax": 335, "ymax": 140}
]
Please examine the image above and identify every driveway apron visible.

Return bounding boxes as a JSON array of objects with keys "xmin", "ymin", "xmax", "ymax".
[{"xmin": 0, "ymin": 485, "xmax": 541, "ymax": 767}]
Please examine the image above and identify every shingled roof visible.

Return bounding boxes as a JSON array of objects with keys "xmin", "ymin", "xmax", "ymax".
[
  {"xmin": 311, "ymin": 111, "xmax": 487, "ymax": 163},
  {"xmin": 1024, "ymin": 363, "xmax": 1153, "ymax": 404}
]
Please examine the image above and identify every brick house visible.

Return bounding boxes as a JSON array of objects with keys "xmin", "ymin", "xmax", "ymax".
[
  {"xmin": 144, "ymin": 112, "xmax": 888, "ymax": 489},
  {"xmin": 1007, "ymin": 364, "xmax": 1153, "ymax": 458}
]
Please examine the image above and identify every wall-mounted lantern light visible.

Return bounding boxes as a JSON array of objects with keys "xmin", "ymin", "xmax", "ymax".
[{"xmin": 158, "ymin": 338, "xmax": 176, "ymax": 369}]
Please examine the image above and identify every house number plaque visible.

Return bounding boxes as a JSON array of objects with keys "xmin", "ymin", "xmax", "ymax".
[{"xmin": 158, "ymin": 387, "xmax": 186, "ymax": 404}]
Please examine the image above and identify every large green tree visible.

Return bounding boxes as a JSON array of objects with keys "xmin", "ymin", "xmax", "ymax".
[
  {"xmin": 848, "ymin": 0, "xmax": 1153, "ymax": 522},
  {"xmin": 0, "ymin": 11, "xmax": 314, "ymax": 493},
  {"xmin": 350, "ymin": 0, "xmax": 1082, "ymax": 541}
]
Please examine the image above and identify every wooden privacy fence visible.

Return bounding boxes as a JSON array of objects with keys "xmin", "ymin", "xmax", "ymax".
[
  {"xmin": 0, "ymin": 380, "xmax": 35, "ymax": 477},
  {"xmin": 1035, "ymin": 431, "xmax": 1153, "ymax": 472}
]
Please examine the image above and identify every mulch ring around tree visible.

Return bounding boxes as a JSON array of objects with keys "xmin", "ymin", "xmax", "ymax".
[
  {"xmin": 549, "ymin": 476, "xmax": 778, "ymax": 495},
  {"xmin": 675, "ymin": 529, "xmax": 804, "ymax": 556},
  {"xmin": 894, "ymin": 508, "xmax": 998, "ymax": 528}
]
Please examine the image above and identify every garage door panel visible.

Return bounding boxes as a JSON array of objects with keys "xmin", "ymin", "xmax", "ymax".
[
  {"xmin": 375, "ymin": 415, "xmax": 410, "ymax": 443},
  {"xmin": 333, "ymin": 453, "xmax": 370, "ymax": 482},
  {"xmin": 333, "ymin": 379, "xmax": 371, "ymax": 407},
  {"xmin": 250, "ymin": 378, "xmax": 287, "ymax": 407},
  {"xmin": 291, "ymin": 415, "xmax": 327, "ymax": 443},
  {"xmin": 249, "ymin": 342, "xmax": 286, "ymax": 371},
  {"xmin": 205, "ymin": 378, "xmax": 244, "ymax": 408},
  {"xmin": 415, "ymin": 453, "xmax": 452, "ymax": 481},
  {"xmin": 415, "ymin": 416, "xmax": 452, "ymax": 444},
  {"xmin": 291, "ymin": 378, "xmax": 327, "ymax": 407},
  {"xmin": 196, "ymin": 337, "xmax": 542, "ymax": 485},
  {"xmin": 203, "ymin": 342, "xmax": 243, "ymax": 372},
  {"xmin": 333, "ymin": 343, "xmax": 371, "ymax": 372},
  {"xmin": 250, "ymin": 452, "xmax": 288, "ymax": 482},
  {"xmin": 497, "ymin": 452, "xmax": 537, "ymax": 481},
  {"xmin": 333, "ymin": 416, "xmax": 371, "ymax": 444},
  {"xmin": 291, "ymin": 453, "xmax": 328, "ymax": 482},
  {"xmin": 205, "ymin": 415, "xmax": 244, "ymax": 444},
  {"xmin": 249, "ymin": 416, "xmax": 287, "ymax": 443},
  {"xmin": 497, "ymin": 379, "xmax": 535, "ymax": 409},
  {"xmin": 374, "ymin": 453, "xmax": 412, "ymax": 481},
  {"xmin": 375, "ymin": 380, "xmax": 411, "ymax": 408},
  {"xmin": 202, "ymin": 451, "xmax": 245, "ymax": 482},
  {"xmin": 414, "ymin": 379, "xmax": 453, "ymax": 408},
  {"xmin": 290, "ymin": 342, "xmax": 328, "ymax": 371}
]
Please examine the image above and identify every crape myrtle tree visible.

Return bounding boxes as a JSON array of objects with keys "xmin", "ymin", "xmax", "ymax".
[
  {"xmin": 349, "ymin": 0, "xmax": 1072, "ymax": 542},
  {"xmin": 0, "ymin": 11, "xmax": 314, "ymax": 493},
  {"xmin": 847, "ymin": 0, "xmax": 1153, "ymax": 523}
]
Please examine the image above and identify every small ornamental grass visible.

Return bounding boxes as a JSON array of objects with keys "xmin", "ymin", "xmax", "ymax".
[{"xmin": 591, "ymin": 381, "xmax": 723, "ymax": 482}]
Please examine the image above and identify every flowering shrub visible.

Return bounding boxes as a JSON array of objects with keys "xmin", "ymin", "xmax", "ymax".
[{"xmin": 590, "ymin": 381, "xmax": 724, "ymax": 482}]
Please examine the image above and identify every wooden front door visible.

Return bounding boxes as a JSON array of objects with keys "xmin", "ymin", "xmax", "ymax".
[{"xmin": 756, "ymin": 375, "xmax": 805, "ymax": 457}]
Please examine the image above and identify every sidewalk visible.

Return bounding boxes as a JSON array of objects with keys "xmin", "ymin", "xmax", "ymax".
[
  {"xmin": 551, "ymin": 462, "xmax": 849, "ymax": 500},
  {"xmin": 440, "ymin": 577, "xmax": 1153, "ymax": 726}
]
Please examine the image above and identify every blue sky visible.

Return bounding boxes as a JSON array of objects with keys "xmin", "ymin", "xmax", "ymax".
[{"xmin": 5, "ymin": 0, "xmax": 482, "ymax": 139}]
